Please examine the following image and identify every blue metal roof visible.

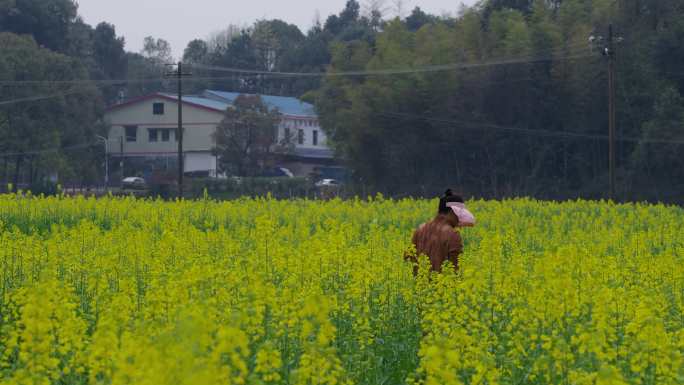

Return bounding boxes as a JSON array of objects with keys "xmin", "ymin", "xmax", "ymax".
[
  {"xmin": 203, "ymin": 90, "xmax": 317, "ymax": 117},
  {"xmin": 159, "ymin": 93, "xmax": 230, "ymax": 112}
]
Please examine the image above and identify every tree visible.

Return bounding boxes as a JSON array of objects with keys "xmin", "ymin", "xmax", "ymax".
[
  {"xmin": 252, "ymin": 19, "xmax": 305, "ymax": 72},
  {"xmin": 90, "ymin": 22, "xmax": 127, "ymax": 103},
  {"xmin": 0, "ymin": 0, "xmax": 78, "ymax": 52},
  {"xmin": 65, "ymin": 17, "xmax": 94, "ymax": 60},
  {"xmin": 141, "ymin": 36, "xmax": 173, "ymax": 65},
  {"xmin": 206, "ymin": 25, "xmax": 242, "ymax": 57},
  {"xmin": 315, "ymin": 0, "xmax": 631, "ymax": 198},
  {"xmin": 0, "ymin": 32, "xmax": 102, "ymax": 187},
  {"xmin": 181, "ymin": 39, "xmax": 211, "ymax": 93},
  {"xmin": 325, "ymin": 0, "xmax": 362, "ymax": 36},
  {"xmin": 123, "ymin": 52, "xmax": 169, "ymax": 98},
  {"xmin": 391, "ymin": 0, "xmax": 407, "ymax": 19},
  {"xmin": 363, "ymin": 0, "xmax": 387, "ymax": 30},
  {"xmin": 206, "ymin": 20, "xmax": 309, "ymax": 95},
  {"xmin": 93, "ymin": 22, "xmax": 126, "ymax": 79},
  {"xmin": 483, "ymin": 0, "xmax": 535, "ymax": 17},
  {"xmin": 405, "ymin": 7, "xmax": 436, "ymax": 31},
  {"xmin": 213, "ymin": 95, "xmax": 281, "ymax": 176},
  {"xmin": 183, "ymin": 39, "xmax": 208, "ymax": 64},
  {"xmin": 126, "ymin": 36, "xmax": 174, "ymax": 98},
  {"xmin": 632, "ymin": 87, "xmax": 684, "ymax": 187},
  {"xmin": 340, "ymin": 0, "xmax": 362, "ymax": 25}
]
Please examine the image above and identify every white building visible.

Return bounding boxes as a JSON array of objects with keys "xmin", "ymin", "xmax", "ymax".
[{"xmin": 103, "ymin": 90, "xmax": 334, "ymax": 180}]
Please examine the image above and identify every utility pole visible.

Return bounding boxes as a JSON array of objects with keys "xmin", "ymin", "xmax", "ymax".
[
  {"xmin": 119, "ymin": 136, "xmax": 124, "ymax": 188},
  {"xmin": 96, "ymin": 135, "xmax": 109, "ymax": 187},
  {"xmin": 590, "ymin": 25, "xmax": 622, "ymax": 201},
  {"xmin": 165, "ymin": 62, "xmax": 192, "ymax": 198},
  {"xmin": 607, "ymin": 24, "xmax": 616, "ymax": 201}
]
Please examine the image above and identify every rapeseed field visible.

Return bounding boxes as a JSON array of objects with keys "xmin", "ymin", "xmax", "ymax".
[{"xmin": 0, "ymin": 193, "xmax": 683, "ymax": 385}]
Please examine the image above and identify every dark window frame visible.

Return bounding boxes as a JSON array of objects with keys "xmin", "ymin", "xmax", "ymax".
[
  {"xmin": 125, "ymin": 125, "xmax": 137, "ymax": 142},
  {"xmin": 313, "ymin": 130, "xmax": 319, "ymax": 146},
  {"xmin": 161, "ymin": 129, "xmax": 170, "ymax": 142},
  {"xmin": 148, "ymin": 128, "xmax": 158, "ymax": 142},
  {"xmin": 298, "ymin": 129, "xmax": 304, "ymax": 145},
  {"xmin": 153, "ymin": 103, "xmax": 165, "ymax": 115}
]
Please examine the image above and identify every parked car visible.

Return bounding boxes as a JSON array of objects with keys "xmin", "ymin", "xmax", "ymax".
[
  {"xmin": 258, "ymin": 167, "xmax": 294, "ymax": 178},
  {"xmin": 315, "ymin": 178, "xmax": 341, "ymax": 187},
  {"xmin": 122, "ymin": 177, "xmax": 147, "ymax": 190}
]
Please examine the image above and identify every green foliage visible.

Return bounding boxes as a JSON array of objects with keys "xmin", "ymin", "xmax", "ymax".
[
  {"xmin": 405, "ymin": 7, "xmax": 437, "ymax": 32},
  {"xmin": 183, "ymin": 39, "xmax": 209, "ymax": 64},
  {"xmin": 92, "ymin": 22, "xmax": 126, "ymax": 80},
  {"xmin": 213, "ymin": 95, "xmax": 282, "ymax": 177},
  {"xmin": 0, "ymin": 0, "xmax": 163, "ymax": 189},
  {"xmin": 190, "ymin": 177, "xmax": 313, "ymax": 199},
  {"xmin": 0, "ymin": 32, "xmax": 102, "ymax": 187},
  {"xmin": 0, "ymin": 0, "xmax": 78, "ymax": 52},
  {"xmin": 141, "ymin": 36, "xmax": 173, "ymax": 65},
  {"xmin": 313, "ymin": 0, "xmax": 684, "ymax": 203},
  {"xmin": 631, "ymin": 87, "xmax": 684, "ymax": 197}
]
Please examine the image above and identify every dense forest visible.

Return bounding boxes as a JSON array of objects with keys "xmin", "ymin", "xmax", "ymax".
[{"xmin": 1, "ymin": 0, "xmax": 683, "ymax": 201}]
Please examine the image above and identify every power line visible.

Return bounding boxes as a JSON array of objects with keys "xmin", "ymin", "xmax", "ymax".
[
  {"xmin": 641, "ymin": 69, "xmax": 684, "ymax": 78},
  {"xmin": 193, "ymin": 52, "xmax": 594, "ymax": 77},
  {"xmin": 0, "ymin": 89, "xmax": 82, "ymax": 106},
  {"xmin": 379, "ymin": 112, "xmax": 609, "ymax": 140},
  {"xmin": 194, "ymin": 44, "xmax": 593, "ymax": 77},
  {"xmin": 0, "ymin": 77, "xmax": 164, "ymax": 87},
  {"xmin": 20, "ymin": 45, "xmax": 658, "ymax": 87},
  {"xmin": 378, "ymin": 111, "xmax": 684, "ymax": 145},
  {"xmin": 0, "ymin": 75, "xmax": 539, "ymax": 108},
  {"xmin": 0, "ymin": 50, "xmax": 594, "ymax": 87}
]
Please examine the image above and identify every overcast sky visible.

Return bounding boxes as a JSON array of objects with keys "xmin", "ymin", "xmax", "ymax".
[{"xmin": 76, "ymin": 0, "xmax": 477, "ymax": 59}]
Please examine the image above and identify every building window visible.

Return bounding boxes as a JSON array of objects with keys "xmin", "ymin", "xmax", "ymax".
[
  {"xmin": 153, "ymin": 103, "xmax": 165, "ymax": 115},
  {"xmin": 148, "ymin": 128, "xmax": 158, "ymax": 142},
  {"xmin": 125, "ymin": 125, "xmax": 137, "ymax": 142},
  {"xmin": 284, "ymin": 127, "xmax": 291, "ymax": 142},
  {"xmin": 298, "ymin": 129, "xmax": 304, "ymax": 145},
  {"xmin": 161, "ymin": 129, "xmax": 170, "ymax": 142},
  {"xmin": 313, "ymin": 130, "xmax": 319, "ymax": 146}
]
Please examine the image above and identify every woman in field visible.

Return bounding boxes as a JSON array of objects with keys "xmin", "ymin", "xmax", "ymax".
[{"xmin": 405, "ymin": 189, "xmax": 474, "ymax": 275}]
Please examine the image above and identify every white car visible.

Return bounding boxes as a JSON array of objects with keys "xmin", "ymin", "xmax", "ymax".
[
  {"xmin": 122, "ymin": 177, "xmax": 147, "ymax": 190},
  {"xmin": 315, "ymin": 178, "xmax": 340, "ymax": 187},
  {"xmin": 278, "ymin": 167, "xmax": 294, "ymax": 178}
]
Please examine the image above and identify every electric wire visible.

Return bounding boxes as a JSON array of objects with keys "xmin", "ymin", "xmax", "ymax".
[
  {"xmin": 0, "ymin": 48, "xmax": 594, "ymax": 87},
  {"xmin": 0, "ymin": 89, "xmax": 83, "ymax": 106},
  {"xmin": 378, "ymin": 111, "xmax": 684, "ymax": 145}
]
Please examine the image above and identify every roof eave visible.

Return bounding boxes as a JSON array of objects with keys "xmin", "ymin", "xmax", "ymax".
[{"xmin": 105, "ymin": 93, "xmax": 226, "ymax": 114}]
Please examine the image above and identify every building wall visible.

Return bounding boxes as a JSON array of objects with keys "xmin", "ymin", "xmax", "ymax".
[
  {"xmin": 278, "ymin": 116, "xmax": 328, "ymax": 150},
  {"xmin": 104, "ymin": 97, "xmax": 223, "ymax": 155},
  {"xmin": 105, "ymin": 95, "xmax": 333, "ymax": 178},
  {"xmin": 185, "ymin": 153, "xmax": 217, "ymax": 174}
]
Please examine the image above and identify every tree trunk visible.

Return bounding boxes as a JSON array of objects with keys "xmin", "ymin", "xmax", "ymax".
[
  {"xmin": 13, "ymin": 156, "xmax": 23, "ymax": 189},
  {"xmin": 1, "ymin": 157, "xmax": 7, "ymax": 188},
  {"xmin": 484, "ymin": 144, "xmax": 498, "ymax": 199},
  {"xmin": 28, "ymin": 156, "xmax": 34, "ymax": 186}
]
